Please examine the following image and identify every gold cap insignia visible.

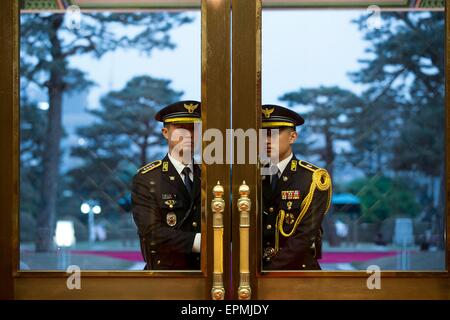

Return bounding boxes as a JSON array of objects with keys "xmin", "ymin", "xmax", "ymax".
[
  {"xmin": 262, "ymin": 107, "xmax": 274, "ymax": 119},
  {"xmin": 166, "ymin": 212, "xmax": 177, "ymax": 226},
  {"xmin": 184, "ymin": 103, "xmax": 198, "ymax": 114}
]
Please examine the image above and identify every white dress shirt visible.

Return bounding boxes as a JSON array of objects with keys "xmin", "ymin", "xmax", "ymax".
[
  {"xmin": 273, "ymin": 153, "xmax": 293, "ymax": 177},
  {"xmin": 167, "ymin": 152, "xmax": 194, "ymax": 182}
]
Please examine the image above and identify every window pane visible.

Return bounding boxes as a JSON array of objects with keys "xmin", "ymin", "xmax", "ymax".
[
  {"xmin": 261, "ymin": 9, "xmax": 446, "ymax": 271},
  {"xmin": 20, "ymin": 9, "xmax": 201, "ymax": 270}
]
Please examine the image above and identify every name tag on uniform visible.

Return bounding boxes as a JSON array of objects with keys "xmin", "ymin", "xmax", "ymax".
[
  {"xmin": 162, "ymin": 193, "xmax": 175, "ymax": 200},
  {"xmin": 281, "ymin": 190, "xmax": 300, "ymax": 200}
]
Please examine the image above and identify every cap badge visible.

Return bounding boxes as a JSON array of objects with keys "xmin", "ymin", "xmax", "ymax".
[
  {"xmin": 262, "ymin": 107, "xmax": 274, "ymax": 119},
  {"xmin": 184, "ymin": 103, "xmax": 198, "ymax": 114}
]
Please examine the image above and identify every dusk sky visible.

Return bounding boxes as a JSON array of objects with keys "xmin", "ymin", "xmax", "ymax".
[{"xmin": 69, "ymin": 10, "xmax": 368, "ymax": 112}]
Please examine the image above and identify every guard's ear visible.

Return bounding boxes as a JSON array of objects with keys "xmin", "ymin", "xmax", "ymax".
[
  {"xmin": 161, "ymin": 126, "xmax": 169, "ymax": 140},
  {"xmin": 289, "ymin": 129, "xmax": 298, "ymax": 144}
]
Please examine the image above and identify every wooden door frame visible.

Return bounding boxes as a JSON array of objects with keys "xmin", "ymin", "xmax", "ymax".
[
  {"xmin": 231, "ymin": 0, "xmax": 450, "ymax": 300},
  {"xmin": 0, "ymin": 0, "xmax": 231, "ymax": 300}
]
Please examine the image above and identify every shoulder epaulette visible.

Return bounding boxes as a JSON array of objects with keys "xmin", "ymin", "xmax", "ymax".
[
  {"xmin": 138, "ymin": 160, "xmax": 162, "ymax": 174},
  {"xmin": 298, "ymin": 160, "xmax": 320, "ymax": 172}
]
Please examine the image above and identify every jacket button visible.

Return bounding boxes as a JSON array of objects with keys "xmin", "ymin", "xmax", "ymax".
[
  {"xmin": 269, "ymin": 207, "xmax": 274, "ymax": 213},
  {"xmin": 192, "ymin": 222, "xmax": 198, "ymax": 228},
  {"xmin": 266, "ymin": 224, "xmax": 272, "ymax": 230}
]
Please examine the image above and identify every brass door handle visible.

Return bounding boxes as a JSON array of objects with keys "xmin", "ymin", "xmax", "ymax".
[
  {"xmin": 211, "ymin": 181, "xmax": 225, "ymax": 300},
  {"xmin": 237, "ymin": 181, "xmax": 251, "ymax": 300}
]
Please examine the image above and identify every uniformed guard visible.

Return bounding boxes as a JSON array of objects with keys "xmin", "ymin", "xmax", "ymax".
[
  {"xmin": 131, "ymin": 100, "xmax": 202, "ymax": 270},
  {"xmin": 261, "ymin": 104, "xmax": 332, "ymax": 270}
]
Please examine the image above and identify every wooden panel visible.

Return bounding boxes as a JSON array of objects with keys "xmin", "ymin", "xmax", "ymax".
[
  {"xmin": 445, "ymin": 0, "xmax": 450, "ymax": 274},
  {"xmin": 201, "ymin": 0, "xmax": 231, "ymax": 299},
  {"xmin": 0, "ymin": 0, "xmax": 19, "ymax": 300},
  {"xmin": 257, "ymin": 277, "xmax": 450, "ymax": 299},
  {"xmin": 232, "ymin": 0, "xmax": 262, "ymax": 300},
  {"xmin": 15, "ymin": 277, "xmax": 206, "ymax": 299},
  {"xmin": 263, "ymin": 0, "xmax": 409, "ymax": 7}
]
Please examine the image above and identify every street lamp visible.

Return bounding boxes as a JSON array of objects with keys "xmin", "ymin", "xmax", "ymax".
[
  {"xmin": 54, "ymin": 220, "xmax": 75, "ymax": 269},
  {"xmin": 80, "ymin": 201, "xmax": 101, "ymax": 243}
]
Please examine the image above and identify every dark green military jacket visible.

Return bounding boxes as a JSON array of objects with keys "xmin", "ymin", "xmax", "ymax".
[
  {"xmin": 262, "ymin": 154, "xmax": 332, "ymax": 270},
  {"xmin": 131, "ymin": 154, "xmax": 201, "ymax": 270}
]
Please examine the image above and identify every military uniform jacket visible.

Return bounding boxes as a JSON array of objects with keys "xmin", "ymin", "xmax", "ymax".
[
  {"xmin": 262, "ymin": 154, "xmax": 332, "ymax": 270},
  {"xmin": 131, "ymin": 154, "xmax": 201, "ymax": 270}
]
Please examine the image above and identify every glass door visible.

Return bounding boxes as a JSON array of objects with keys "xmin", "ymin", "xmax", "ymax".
[
  {"xmin": 2, "ymin": 0, "xmax": 448, "ymax": 301},
  {"xmin": 1, "ymin": 0, "xmax": 233, "ymax": 300},
  {"xmin": 230, "ymin": 0, "xmax": 449, "ymax": 300}
]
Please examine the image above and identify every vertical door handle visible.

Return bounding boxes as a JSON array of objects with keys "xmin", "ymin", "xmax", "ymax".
[
  {"xmin": 237, "ymin": 181, "xmax": 251, "ymax": 300},
  {"xmin": 211, "ymin": 181, "xmax": 225, "ymax": 300}
]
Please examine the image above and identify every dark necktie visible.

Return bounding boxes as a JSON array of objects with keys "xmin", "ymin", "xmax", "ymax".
[
  {"xmin": 182, "ymin": 166, "xmax": 193, "ymax": 194},
  {"xmin": 270, "ymin": 168, "xmax": 280, "ymax": 191}
]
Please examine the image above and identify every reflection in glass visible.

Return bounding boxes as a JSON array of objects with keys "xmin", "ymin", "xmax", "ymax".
[
  {"xmin": 261, "ymin": 10, "xmax": 445, "ymax": 271},
  {"xmin": 131, "ymin": 102, "xmax": 202, "ymax": 270},
  {"xmin": 19, "ymin": 10, "xmax": 200, "ymax": 270}
]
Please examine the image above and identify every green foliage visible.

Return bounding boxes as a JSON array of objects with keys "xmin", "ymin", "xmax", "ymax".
[
  {"xmin": 20, "ymin": 12, "xmax": 193, "ymax": 250},
  {"xmin": 346, "ymin": 176, "xmax": 420, "ymax": 222},
  {"xmin": 280, "ymin": 86, "xmax": 362, "ymax": 174},
  {"xmin": 349, "ymin": 11, "xmax": 444, "ymax": 176},
  {"xmin": 67, "ymin": 75, "xmax": 182, "ymax": 218},
  {"xmin": 20, "ymin": 100, "xmax": 48, "ymax": 218}
]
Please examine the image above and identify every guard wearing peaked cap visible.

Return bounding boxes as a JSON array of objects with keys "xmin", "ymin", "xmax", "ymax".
[
  {"xmin": 131, "ymin": 100, "xmax": 202, "ymax": 270},
  {"xmin": 261, "ymin": 104, "xmax": 332, "ymax": 270}
]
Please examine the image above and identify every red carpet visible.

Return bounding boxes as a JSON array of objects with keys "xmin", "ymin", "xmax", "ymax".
[{"xmin": 71, "ymin": 250, "xmax": 401, "ymax": 263}]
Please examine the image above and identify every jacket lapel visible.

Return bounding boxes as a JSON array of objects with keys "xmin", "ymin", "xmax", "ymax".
[
  {"xmin": 273, "ymin": 154, "xmax": 298, "ymax": 198},
  {"xmin": 192, "ymin": 163, "xmax": 201, "ymax": 201},
  {"xmin": 163, "ymin": 154, "xmax": 191, "ymax": 202},
  {"xmin": 263, "ymin": 155, "xmax": 298, "ymax": 202}
]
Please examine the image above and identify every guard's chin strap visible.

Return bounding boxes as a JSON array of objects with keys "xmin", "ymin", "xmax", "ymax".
[{"xmin": 275, "ymin": 169, "xmax": 332, "ymax": 254}]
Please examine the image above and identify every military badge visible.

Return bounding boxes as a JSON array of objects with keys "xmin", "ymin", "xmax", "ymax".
[
  {"xmin": 281, "ymin": 190, "xmax": 300, "ymax": 200},
  {"xmin": 290, "ymin": 160, "xmax": 297, "ymax": 171},
  {"xmin": 166, "ymin": 212, "xmax": 177, "ymax": 226},
  {"xmin": 164, "ymin": 199, "xmax": 176, "ymax": 209},
  {"xmin": 262, "ymin": 107, "xmax": 274, "ymax": 119},
  {"xmin": 162, "ymin": 161, "xmax": 169, "ymax": 172},
  {"xmin": 287, "ymin": 201, "xmax": 292, "ymax": 210},
  {"xmin": 184, "ymin": 103, "xmax": 198, "ymax": 114},
  {"xmin": 285, "ymin": 213, "xmax": 295, "ymax": 225}
]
